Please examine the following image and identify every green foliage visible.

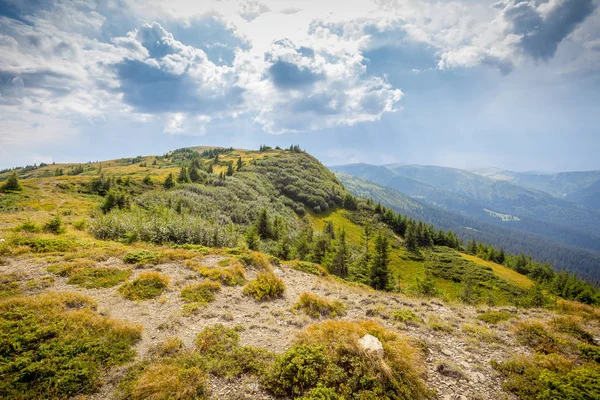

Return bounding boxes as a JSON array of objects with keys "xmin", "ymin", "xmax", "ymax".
[
  {"xmin": 0, "ymin": 172, "xmax": 23, "ymax": 192},
  {"xmin": 263, "ymin": 320, "xmax": 432, "ymax": 400},
  {"xmin": 370, "ymin": 233, "xmax": 390, "ymax": 290},
  {"xmin": 119, "ymin": 272, "xmax": 170, "ymax": 300},
  {"xmin": 0, "ymin": 292, "xmax": 141, "ymax": 399},
  {"xmin": 550, "ymin": 316, "xmax": 595, "ymax": 344},
  {"xmin": 163, "ymin": 172, "xmax": 176, "ymax": 189},
  {"xmin": 180, "ymin": 281, "xmax": 221, "ymax": 315},
  {"xmin": 288, "ymin": 260, "xmax": 328, "ymax": 276},
  {"xmin": 245, "ymin": 226, "xmax": 260, "ymax": 250},
  {"xmin": 391, "ymin": 308, "xmax": 421, "ymax": 324},
  {"xmin": 243, "ymin": 271, "xmax": 285, "ymax": 301},
  {"xmin": 409, "ymin": 273, "xmax": 438, "ymax": 297},
  {"xmin": 578, "ymin": 343, "xmax": 600, "ymax": 362},
  {"xmin": 0, "ymin": 273, "xmax": 21, "ymax": 299},
  {"xmin": 325, "ymin": 229, "xmax": 349, "ymax": 278},
  {"xmin": 67, "ymin": 267, "xmax": 131, "ymax": 288},
  {"xmin": 193, "ymin": 263, "xmax": 246, "ymax": 286},
  {"xmin": 13, "ymin": 237, "xmax": 76, "ymax": 253},
  {"xmin": 101, "ymin": 189, "xmax": 130, "ymax": 213},
  {"xmin": 15, "ymin": 218, "xmax": 40, "ymax": 232},
  {"xmin": 293, "ymin": 292, "xmax": 346, "ymax": 318},
  {"xmin": 514, "ymin": 321, "xmax": 559, "ymax": 354},
  {"xmin": 477, "ymin": 310, "xmax": 516, "ymax": 324},
  {"xmin": 493, "ymin": 354, "xmax": 600, "ymax": 400},
  {"xmin": 43, "ymin": 215, "xmax": 65, "ymax": 234},
  {"xmin": 123, "ymin": 250, "xmax": 161, "ymax": 264}
]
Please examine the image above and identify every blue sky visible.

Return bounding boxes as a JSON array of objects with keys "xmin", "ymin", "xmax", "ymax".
[{"xmin": 0, "ymin": 0, "xmax": 599, "ymax": 172}]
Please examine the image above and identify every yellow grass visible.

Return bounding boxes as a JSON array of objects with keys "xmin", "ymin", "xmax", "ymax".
[{"xmin": 460, "ymin": 253, "xmax": 533, "ymax": 289}]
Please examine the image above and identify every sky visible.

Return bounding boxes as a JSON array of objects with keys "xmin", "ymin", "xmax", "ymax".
[{"xmin": 0, "ymin": 0, "xmax": 599, "ymax": 172}]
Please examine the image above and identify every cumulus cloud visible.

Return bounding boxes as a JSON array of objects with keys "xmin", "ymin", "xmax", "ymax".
[
  {"xmin": 239, "ymin": 1, "xmax": 270, "ymax": 22},
  {"xmin": 252, "ymin": 39, "xmax": 403, "ymax": 133}
]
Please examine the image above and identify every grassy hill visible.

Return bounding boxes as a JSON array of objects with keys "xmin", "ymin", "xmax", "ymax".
[{"xmin": 1, "ymin": 146, "xmax": 599, "ymax": 399}]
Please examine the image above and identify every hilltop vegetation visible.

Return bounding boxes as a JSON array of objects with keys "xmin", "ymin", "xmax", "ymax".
[{"xmin": 0, "ymin": 145, "xmax": 599, "ymax": 399}]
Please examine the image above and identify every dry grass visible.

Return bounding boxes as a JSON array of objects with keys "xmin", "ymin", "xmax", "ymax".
[
  {"xmin": 292, "ymin": 292, "xmax": 346, "ymax": 318},
  {"xmin": 119, "ymin": 272, "xmax": 170, "ymax": 300}
]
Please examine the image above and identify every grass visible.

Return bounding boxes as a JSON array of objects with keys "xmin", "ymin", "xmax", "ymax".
[
  {"xmin": 67, "ymin": 267, "xmax": 132, "ymax": 289},
  {"xmin": 391, "ymin": 308, "xmax": 421, "ymax": 324},
  {"xmin": 243, "ymin": 271, "xmax": 285, "ymax": 301},
  {"xmin": 180, "ymin": 281, "xmax": 221, "ymax": 316},
  {"xmin": 287, "ymin": 260, "xmax": 328, "ymax": 276},
  {"xmin": 513, "ymin": 321, "xmax": 559, "ymax": 354},
  {"xmin": 125, "ymin": 363, "xmax": 207, "ymax": 400},
  {"xmin": 123, "ymin": 250, "xmax": 161, "ymax": 265},
  {"xmin": 460, "ymin": 253, "xmax": 533, "ymax": 290},
  {"xmin": 461, "ymin": 323, "xmax": 503, "ymax": 344},
  {"xmin": 428, "ymin": 316, "xmax": 454, "ymax": 333},
  {"xmin": 189, "ymin": 261, "xmax": 246, "ymax": 286},
  {"xmin": 0, "ymin": 272, "xmax": 21, "ymax": 299},
  {"xmin": 477, "ymin": 310, "xmax": 517, "ymax": 324},
  {"xmin": 550, "ymin": 316, "xmax": 595, "ymax": 344},
  {"xmin": 292, "ymin": 292, "xmax": 346, "ymax": 318},
  {"xmin": 263, "ymin": 320, "xmax": 433, "ymax": 399},
  {"xmin": 119, "ymin": 272, "xmax": 170, "ymax": 300},
  {"xmin": 0, "ymin": 292, "xmax": 142, "ymax": 399}
]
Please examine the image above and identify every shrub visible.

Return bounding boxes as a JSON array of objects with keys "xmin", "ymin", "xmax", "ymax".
[
  {"xmin": 44, "ymin": 215, "xmax": 66, "ymax": 234},
  {"xmin": 13, "ymin": 237, "xmax": 76, "ymax": 253},
  {"xmin": 15, "ymin": 218, "xmax": 40, "ymax": 232},
  {"xmin": 181, "ymin": 281, "xmax": 221, "ymax": 315},
  {"xmin": 193, "ymin": 264, "xmax": 246, "ymax": 286},
  {"xmin": 477, "ymin": 310, "xmax": 516, "ymax": 325},
  {"xmin": 292, "ymin": 292, "xmax": 346, "ymax": 318},
  {"xmin": 119, "ymin": 272, "xmax": 170, "ymax": 300},
  {"xmin": 0, "ymin": 273, "xmax": 21, "ymax": 299},
  {"xmin": 461, "ymin": 324, "xmax": 503, "ymax": 344},
  {"xmin": 0, "ymin": 292, "xmax": 142, "ymax": 399},
  {"xmin": 243, "ymin": 271, "xmax": 285, "ymax": 301},
  {"xmin": 0, "ymin": 172, "xmax": 23, "ymax": 192},
  {"xmin": 72, "ymin": 219, "xmax": 88, "ymax": 230},
  {"xmin": 550, "ymin": 316, "xmax": 595, "ymax": 344},
  {"xmin": 123, "ymin": 250, "xmax": 161, "ymax": 265},
  {"xmin": 492, "ymin": 354, "xmax": 600, "ymax": 400},
  {"xmin": 128, "ymin": 363, "xmax": 207, "ymax": 400},
  {"xmin": 289, "ymin": 260, "xmax": 328, "ymax": 276},
  {"xmin": 428, "ymin": 316, "xmax": 454, "ymax": 333},
  {"xmin": 263, "ymin": 320, "xmax": 433, "ymax": 399},
  {"xmin": 67, "ymin": 267, "xmax": 131, "ymax": 289},
  {"xmin": 391, "ymin": 308, "xmax": 421, "ymax": 324},
  {"xmin": 578, "ymin": 343, "xmax": 600, "ymax": 362},
  {"xmin": 514, "ymin": 321, "xmax": 559, "ymax": 354}
]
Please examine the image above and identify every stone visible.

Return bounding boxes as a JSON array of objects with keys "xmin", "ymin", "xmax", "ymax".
[
  {"xmin": 358, "ymin": 334, "xmax": 384, "ymax": 357},
  {"xmin": 273, "ymin": 268, "xmax": 284, "ymax": 277}
]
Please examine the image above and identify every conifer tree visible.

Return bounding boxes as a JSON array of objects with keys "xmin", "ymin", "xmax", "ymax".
[
  {"xmin": 0, "ymin": 172, "xmax": 22, "ymax": 192},
  {"xmin": 323, "ymin": 220, "xmax": 336, "ymax": 240},
  {"xmin": 226, "ymin": 161, "xmax": 234, "ymax": 176},
  {"xmin": 237, "ymin": 156, "xmax": 243, "ymax": 170},
  {"xmin": 177, "ymin": 166, "xmax": 191, "ymax": 183},
  {"xmin": 405, "ymin": 223, "xmax": 418, "ymax": 252},
  {"xmin": 255, "ymin": 209, "xmax": 271, "ymax": 239},
  {"xmin": 189, "ymin": 167, "xmax": 201, "ymax": 183},
  {"xmin": 370, "ymin": 233, "xmax": 390, "ymax": 290},
  {"xmin": 328, "ymin": 230, "xmax": 349, "ymax": 278},
  {"xmin": 207, "ymin": 163, "xmax": 213, "ymax": 174},
  {"xmin": 163, "ymin": 173, "xmax": 176, "ymax": 189},
  {"xmin": 245, "ymin": 226, "xmax": 260, "ymax": 250}
]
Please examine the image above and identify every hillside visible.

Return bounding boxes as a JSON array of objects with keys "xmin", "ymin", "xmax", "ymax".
[
  {"xmin": 331, "ymin": 163, "xmax": 600, "ymax": 283},
  {"xmin": 336, "ymin": 173, "xmax": 600, "ymax": 284},
  {"xmin": 0, "ymin": 146, "xmax": 599, "ymax": 399}
]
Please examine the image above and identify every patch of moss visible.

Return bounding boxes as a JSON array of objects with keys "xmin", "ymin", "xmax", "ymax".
[
  {"xmin": 180, "ymin": 281, "xmax": 221, "ymax": 316},
  {"xmin": 477, "ymin": 310, "xmax": 516, "ymax": 325},
  {"xmin": 0, "ymin": 273, "xmax": 21, "ymax": 299},
  {"xmin": 67, "ymin": 267, "xmax": 132, "ymax": 289},
  {"xmin": 391, "ymin": 308, "xmax": 421, "ymax": 324},
  {"xmin": 123, "ymin": 250, "xmax": 161, "ymax": 265}
]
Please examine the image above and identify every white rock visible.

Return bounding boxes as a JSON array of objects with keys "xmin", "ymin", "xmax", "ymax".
[
  {"xmin": 0, "ymin": 238, "xmax": 5, "ymax": 242},
  {"xmin": 273, "ymin": 268, "xmax": 284, "ymax": 276},
  {"xmin": 358, "ymin": 334, "xmax": 384, "ymax": 357}
]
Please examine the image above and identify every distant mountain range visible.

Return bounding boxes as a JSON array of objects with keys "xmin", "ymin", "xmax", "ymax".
[{"xmin": 330, "ymin": 164, "xmax": 600, "ymax": 283}]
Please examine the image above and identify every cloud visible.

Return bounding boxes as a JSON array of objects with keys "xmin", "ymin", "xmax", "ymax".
[
  {"xmin": 252, "ymin": 39, "xmax": 403, "ymax": 133},
  {"xmin": 239, "ymin": 1, "xmax": 270, "ymax": 22}
]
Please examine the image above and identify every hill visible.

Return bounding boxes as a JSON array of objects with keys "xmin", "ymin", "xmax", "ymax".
[{"xmin": 0, "ymin": 146, "xmax": 599, "ymax": 399}]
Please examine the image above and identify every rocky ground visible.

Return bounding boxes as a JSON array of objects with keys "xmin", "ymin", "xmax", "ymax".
[{"xmin": 2, "ymin": 253, "xmax": 597, "ymax": 400}]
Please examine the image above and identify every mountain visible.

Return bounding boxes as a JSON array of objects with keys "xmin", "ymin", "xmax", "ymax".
[
  {"xmin": 0, "ymin": 146, "xmax": 599, "ymax": 400},
  {"xmin": 336, "ymin": 173, "xmax": 600, "ymax": 284}
]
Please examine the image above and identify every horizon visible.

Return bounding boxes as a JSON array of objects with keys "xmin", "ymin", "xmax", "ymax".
[{"xmin": 1, "ymin": 0, "xmax": 599, "ymax": 172}]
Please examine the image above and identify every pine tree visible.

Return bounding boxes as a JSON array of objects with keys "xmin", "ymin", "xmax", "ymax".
[
  {"xmin": 237, "ymin": 156, "xmax": 243, "ymax": 170},
  {"xmin": 0, "ymin": 172, "xmax": 22, "ymax": 192},
  {"xmin": 189, "ymin": 167, "xmax": 201, "ymax": 183},
  {"xmin": 177, "ymin": 166, "xmax": 191, "ymax": 183},
  {"xmin": 245, "ymin": 226, "xmax": 260, "ymax": 250},
  {"xmin": 361, "ymin": 224, "xmax": 372, "ymax": 263},
  {"xmin": 163, "ymin": 173, "xmax": 176, "ymax": 189},
  {"xmin": 405, "ymin": 223, "xmax": 418, "ymax": 252},
  {"xmin": 328, "ymin": 230, "xmax": 349, "ymax": 278},
  {"xmin": 323, "ymin": 220, "xmax": 336, "ymax": 240},
  {"xmin": 207, "ymin": 163, "xmax": 213, "ymax": 174},
  {"xmin": 255, "ymin": 209, "xmax": 271, "ymax": 239},
  {"xmin": 226, "ymin": 161, "xmax": 234, "ymax": 176},
  {"xmin": 370, "ymin": 233, "xmax": 390, "ymax": 290}
]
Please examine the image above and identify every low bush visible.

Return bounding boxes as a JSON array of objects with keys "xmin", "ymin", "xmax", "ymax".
[
  {"xmin": 123, "ymin": 250, "xmax": 161, "ymax": 265},
  {"xmin": 119, "ymin": 272, "xmax": 170, "ymax": 300},
  {"xmin": 0, "ymin": 273, "xmax": 21, "ymax": 299},
  {"xmin": 126, "ymin": 363, "xmax": 207, "ymax": 400},
  {"xmin": 461, "ymin": 324, "xmax": 503, "ymax": 344},
  {"xmin": 578, "ymin": 343, "xmax": 600, "ymax": 362},
  {"xmin": 47, "ymin": 260, "xmax": 96, "ymax": 277},
  {"xmin": 513, "ymin": 321, "xmax": 559, "ymax": 354},
  {"xmin": 391, "ymin": 308, "xmax": 421, "ymax": 324},
  {"xmin": 492, "ymin": 354, "xmax": 600, "ymax": 400},
  {"xmin": 288, "ymin": 260, "xmax": 328, "ymax": 276},
  {"xmin": 550, "ymin": 316, "xmax": 595, "ymax": 344},
  {"xmin": 44, "ymin": 215, "xmax": 66, "ymax": 234},
  {"xmin": 477, "ymin": 310, "xmax": 516, "ymax": 325},
  {"xmin": 15, "ymin": 219, "xmax": 40, "ymax": 233},
  {"xmin": 13, "ymin": 237, "xmax": 76, "ymax": 253},
  {"xmin": 243, "ymin": 271, "xmax": 285, "ymax": 301},
  {"xmin": 67, "ymin": 267, "xmax": 132, "ymax": 289},
  {"xmin": 193, "ymin": 263, "xmax": 246, "ymax": 286},
  {"xmin": 292, "ymin": 292, "xmax": 346, "ymax": 318},
  {"xmin": 0, "ymin": 292, "xmax": 142, "ymax": 399},
  {"xmin": 263, "ymin": 320, "xmax": 433, "ymax": 399},
  {"xmin": 180, "ymin": 281, "xmax": 221, "ymax": 316}
]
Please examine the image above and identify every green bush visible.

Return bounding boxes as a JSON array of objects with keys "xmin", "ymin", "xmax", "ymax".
[
  {"xmin": 578, "ymin": 343, "xmax": 600, "ymax": 362},
  {"xmin": 67, "ymin": 267, "xmax": 131, "ymax": 289},
  {"xmin": 193, "ymin": 264, "xmax": 246, "ymax": 286},
  {"xmin": 0, "ymin": 273, "xmax": 21, "ymax": 299},
  {"xmin": 15, "ymin": 218, "xmax": 40, "ymax": 233},
  {"xmin": 13, "ymin": 237, "xmax": 76, "ymax": 253},
  {"xmin": 477, "ymin": 310, "xmax": 516, "ymax": 324},
  {"xmin": 292, "ymin": 292, "xmax": 346, "ymax": 318},
  {"xmin": 123, "ymin": 250, "xmax": 161, "ymax": 265},
  {"xmin": 243, "ymin": 271, "xmax": 285, "ymax": 301},
  {"xmin": 289, "ymin": 260, "xmax": 328, "ymax": 276},
  {"xmin": 550, "ymin": 316, "xmax": 595, "ymax": 344},
  {"xmin": 0, "ymin": 172, "xmax": 23, "ymax": 192},
  {"xmin": 119, "ymin": 272, "xmax": 170, "ymax": 300},
  {"xmin": 43, "ymin": 215, "xmax": 66, "ymax": 234},
  {"xmin": 0, "ymin": 292, "xmax": 142, "ymax": 399},
  {"xmin": 180, "ymin": 281, "xmax": 221, "ymax": 316},
  {"xmin": 263, "ymin": 320, "xmax": 433, "ymax": 399},
  {"xmin": 391, "ymin": 308, "xmax": 421, "ymax": 324},
  {"xmin": 514, "ymin": 321, "xmax": 559, "ymax": 354}
]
